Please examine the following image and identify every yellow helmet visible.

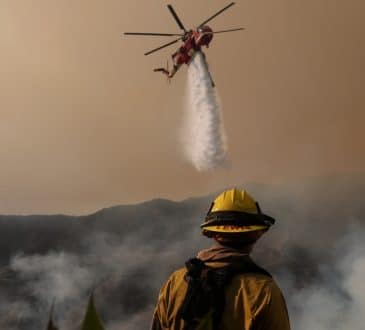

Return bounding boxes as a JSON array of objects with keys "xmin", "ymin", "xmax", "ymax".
[{"xmin": 201, "ymin": 188, "xmax": 275, "ymax": 236}]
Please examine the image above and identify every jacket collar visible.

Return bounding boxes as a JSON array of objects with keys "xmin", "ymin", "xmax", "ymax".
[{"xmin": 197, "ymin": 242, "xmax": 253, "ymax": 263}]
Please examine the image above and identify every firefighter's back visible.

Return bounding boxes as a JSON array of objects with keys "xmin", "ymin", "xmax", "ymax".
[{"xmin": 152, "ymin": 263, "xmax": 290, "ymax": 330}]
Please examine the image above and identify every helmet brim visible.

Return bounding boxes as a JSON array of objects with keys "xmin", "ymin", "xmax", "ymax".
[
  {"xmin": 201, "ymin": 224, "xmax": 269, "ymax": 233},
  {"xmin": 201, "ymin": 211, "xmax": 275, "ymax": 229}
]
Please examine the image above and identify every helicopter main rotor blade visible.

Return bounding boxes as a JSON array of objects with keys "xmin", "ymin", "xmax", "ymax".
[
  {"xmin": 198, "ymin": 2, "xmax": 236, "ymax": 27},
  {"xmin": 124, "ymin": 32, "xmax": 183, "ymax": 37},
  {"xmin": 210, "ymin": 27, "xmax": 244, "ymax": 34},
  {"xmin": 144, "ymin": 37, "xmax": 182, "ymax": 56},
  {"xmin": 167, "ymin": 4, "xmax": 187, "ymax": 32}
]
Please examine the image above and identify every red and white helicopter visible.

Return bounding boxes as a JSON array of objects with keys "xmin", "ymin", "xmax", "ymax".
[{"xmin": 124, "ymin": 2, "xmax": 244, "ymax": 87}]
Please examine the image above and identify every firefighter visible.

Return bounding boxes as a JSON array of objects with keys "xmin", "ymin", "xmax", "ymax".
[{"xmin": 151, "ymin": 188, "xmax": 290, "ymax": 330}]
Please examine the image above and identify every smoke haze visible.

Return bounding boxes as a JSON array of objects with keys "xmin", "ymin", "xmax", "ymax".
[
  {"xmin": 1, "ymin": 0, "xmax": 363, "ymax": 214},
  {"xmin": 181, "ymin": 52, "xmax": 228, "ymax": 171},
  {"xmin": 1, "ymin": 1, "xmax": 363, "ymax": 328},
  {"xmin": 0, "ymin": 175, "xmax": 364, "ymax": 329}
]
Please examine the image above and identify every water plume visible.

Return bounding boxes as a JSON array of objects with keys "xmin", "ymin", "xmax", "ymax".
[{"xmin": 181, "ymin": 52, "xmax": 228, "ymax": 171}]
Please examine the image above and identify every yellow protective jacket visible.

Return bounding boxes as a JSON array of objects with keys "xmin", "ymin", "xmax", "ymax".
[{"xmin": 151, "ymin": 245, "xmax": 290, "ymax": 330}]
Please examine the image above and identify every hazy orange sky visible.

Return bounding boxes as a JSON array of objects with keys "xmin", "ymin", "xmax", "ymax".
[{"xmin": 1, "ymin": 0, "xmax": 364, "ymax": 214}]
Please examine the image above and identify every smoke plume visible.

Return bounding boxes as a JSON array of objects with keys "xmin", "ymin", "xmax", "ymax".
[{"xmin": 181, "ymin": 52, "xmax": 228, "ymax": 171}]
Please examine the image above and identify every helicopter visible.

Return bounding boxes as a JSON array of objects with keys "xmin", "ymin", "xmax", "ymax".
[{"xmin": 124, "ymin": 2, "xmax": 244, "ymax": 87}]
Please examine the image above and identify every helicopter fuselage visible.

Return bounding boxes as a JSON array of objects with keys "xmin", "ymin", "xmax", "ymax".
[{"xmin": 172, "ymin": 26, "xmax": 213, "ymax": 66}]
